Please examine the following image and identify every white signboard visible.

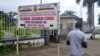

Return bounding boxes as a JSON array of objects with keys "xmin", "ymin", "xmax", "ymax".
[{"xmin": 18, "ymin": 3, "xmax": 60, "ymax": 29}]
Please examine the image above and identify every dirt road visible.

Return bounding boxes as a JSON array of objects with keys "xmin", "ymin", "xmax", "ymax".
[{"xmin": 7, "ymin": 40, "xmax": 100, "ymax": 56}]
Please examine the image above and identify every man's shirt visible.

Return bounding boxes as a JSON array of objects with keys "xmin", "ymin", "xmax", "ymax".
[{"xmin": 67, "ymin": 29, "xmax": 87, "ymax": 56}]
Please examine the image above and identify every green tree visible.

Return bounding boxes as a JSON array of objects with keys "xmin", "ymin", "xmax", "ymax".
[
  {"xmin": 76, "ymin": 0, "xmax": 100, "ymax": 39},
  {"xmin": 5, "ymin": 11, "xmax": 17, "ymax": 27},
  {"xmin": 0, "ymin": 11, "xmax": 17, "ymax": 30},
  {"xmin": 0, "ymin": 19, "xmax": 3, "ymax": 38},
  {"xmin": 0, "ymin": 11, "xmax": 5, "ymax": 19},
  {"xmin": 76, "ymin": 0, "xmax": 100, "ymax": 29},
  {"xmin": 0, "ymin": 11, "xmax": 5, "ymax": 38},
  {"xmin": 61, "ymin": 10, "xmax": 76, "ymax": 16}
]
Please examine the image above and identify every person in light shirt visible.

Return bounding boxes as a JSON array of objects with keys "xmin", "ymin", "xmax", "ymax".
[{"xmin": 67, "ymin": 21, "xmax": 87, "ymax": 56}]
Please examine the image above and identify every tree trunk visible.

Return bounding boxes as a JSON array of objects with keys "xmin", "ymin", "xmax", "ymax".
[{"xmin": 87, "ymin": 4, "xmax": 95, "ymax": 39}]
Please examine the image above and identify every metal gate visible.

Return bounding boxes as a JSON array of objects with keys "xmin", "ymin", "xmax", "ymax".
[{"xmin": 0, "ymin": 11, "xmax": 41, "ymax": 39}]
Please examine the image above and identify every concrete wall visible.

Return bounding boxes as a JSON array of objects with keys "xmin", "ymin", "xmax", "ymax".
[
  {"xmin": 60, "ymin": 17, "xmax": 77, "ymax": 40},
  {"xmin": 60, "ymin": 18, "xmax": 77, "ymax": 34},
  {"xmin": 0, "ymin": 38, "xmax": 44, "ymax": 47}
]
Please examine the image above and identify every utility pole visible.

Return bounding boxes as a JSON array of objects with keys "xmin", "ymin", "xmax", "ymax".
[
  {"xmin": 80, "ymin": 5, "xmax": 82, "ymax": 18},
  {"xmin": 40, "ymin": 0, "xmax": 42, "ymax": 4},
  {"xmin": 80, "ymin": 4, "xmax": 83, "ymax": 31}
]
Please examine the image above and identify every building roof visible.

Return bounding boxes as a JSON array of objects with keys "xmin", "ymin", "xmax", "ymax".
[{"xmin": 60, "ymin": 15, "xmax": 79, "ymax": 20}]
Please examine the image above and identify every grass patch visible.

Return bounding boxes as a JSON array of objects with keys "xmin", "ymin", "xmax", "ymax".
[
  {"xmin": 94, "ymin": 38, "xmax": 100, "ymax": 42},
  {"xmin": 37, "ymin": 45, "xmax": 49, "ymax": 49}
]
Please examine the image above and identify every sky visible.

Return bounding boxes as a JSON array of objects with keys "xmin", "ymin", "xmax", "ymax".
[{"xmin": 0, "ymin": 0, "xmax": 100, "ymax": 26}]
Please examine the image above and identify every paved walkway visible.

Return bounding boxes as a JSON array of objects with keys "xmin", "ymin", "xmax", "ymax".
[{"xmin": 7, "ymin": 40, "xmax": 100, "ymax": 56}]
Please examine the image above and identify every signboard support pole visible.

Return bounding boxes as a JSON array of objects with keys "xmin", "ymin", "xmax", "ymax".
[
  {"xmin": 16, "ymin": 35, "xmax": 19, "ymax": 55},
  {"xmin": 58, "ymin": 43, "xmax": 60, "ymax": 56}
]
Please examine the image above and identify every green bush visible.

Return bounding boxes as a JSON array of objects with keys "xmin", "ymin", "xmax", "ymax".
[
  {"xmin": 0, "ymin": 31, "xmax": 3, "ymax": 39},
  {"xmin": 3, "ymin": 24, "xmax": 41, "ymax": 38},
  {"xmin": 0, "ymin": 45, "xmax": 13, "ymax": 56}
]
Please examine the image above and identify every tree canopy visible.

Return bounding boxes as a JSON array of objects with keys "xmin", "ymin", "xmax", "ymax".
[
  {"xmin": 76, "ymin": 0, "xmax": 100, "ymax": 6},
  {"xmin": 61, "ymin": 10, "xmax": 76, "ymax": 16},
  {"xmin": 0, "ymin": 11, "xmax": 17, "ymax": 29}
]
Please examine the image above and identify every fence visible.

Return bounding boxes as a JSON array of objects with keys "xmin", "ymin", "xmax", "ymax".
[{"xmin": 0, "ymin": 11, "xmax": 41, "ymax": 39}]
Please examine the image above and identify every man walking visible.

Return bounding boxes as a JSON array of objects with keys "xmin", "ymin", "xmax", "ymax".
[{"xmin": 66, "ymin": 22, "xmax": 87, "ymax": 56}]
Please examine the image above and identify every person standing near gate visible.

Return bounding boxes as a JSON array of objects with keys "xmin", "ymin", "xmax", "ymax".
[{"xmin": 66, "ymin": 21, "xmax": 87, "ymax": 56}]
